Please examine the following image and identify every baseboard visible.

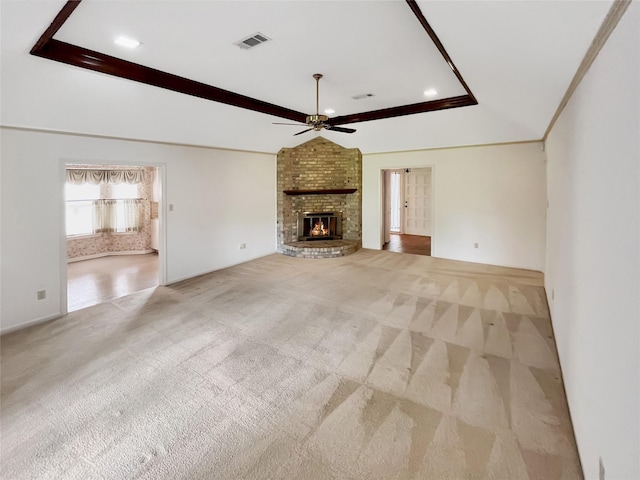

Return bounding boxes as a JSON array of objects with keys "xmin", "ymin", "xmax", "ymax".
[
  {"xmin": 1, "ymin": 312, "xmax": 62, "ymax": 336},
  {"xmin": 67, "ymin": 249, "xmax": 155, "ymax": 263}
]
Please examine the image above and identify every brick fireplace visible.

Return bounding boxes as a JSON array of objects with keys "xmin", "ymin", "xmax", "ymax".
[{"xmin": 277, "ymin": 137, "xmax": 362, "ymax": 257}]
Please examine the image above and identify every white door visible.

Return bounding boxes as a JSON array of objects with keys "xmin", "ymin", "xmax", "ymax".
[
  {"xmin": 383, "ymin": 170, "xmax": 392, "ymax": 244},
  {"xmin": 404, "ymin": 168, "xmax": 431, "ymax": 236}
]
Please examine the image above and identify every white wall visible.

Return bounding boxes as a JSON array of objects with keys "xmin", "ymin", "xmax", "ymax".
[
  {"xmin": 545, "ymin": 3, "xmax": 639, "ymax": 480},
  {"xmin": 363, "ymin": 142, "xmax": 547, "ymax": 271},
  {"xmin": 0, "ymin": 128, "xmax": 276, "ymax": 333}
]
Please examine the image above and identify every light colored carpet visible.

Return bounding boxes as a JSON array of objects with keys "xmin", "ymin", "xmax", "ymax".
[{"xmin": 1, "ymin": 250, "xmax": 582, "ymax": 479}]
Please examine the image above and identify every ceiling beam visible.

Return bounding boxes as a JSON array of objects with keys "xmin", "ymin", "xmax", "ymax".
[
  {"xmin": 30, "ymin": 0, "xmax": 81, "ymax": 53},
  {"xmin": 405, "ymin": 0, "xmax": 477, "ymax": 103},
  {"xmin": 30, "ymin": 0, "xmax": 478, "ymax": 126},
  {"xmin": 32, "ymin": 39, "xmax": 308, "ymax": 123},
  {"xmin": 329, "ymin": 95, "xmax": 476, "ymax": 126}
]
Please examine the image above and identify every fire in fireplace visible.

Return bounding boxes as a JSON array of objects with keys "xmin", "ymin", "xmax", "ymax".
[
  {"xmin": 310, "ymin": 220, "xmax": 328, "ymax": 236},
  {"xmin": 298, "ymin": 211, "xmax": 342, "ymax": 241}
]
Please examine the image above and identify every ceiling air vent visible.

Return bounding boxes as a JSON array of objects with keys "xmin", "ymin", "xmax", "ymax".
[
  {"xmin": 234, "ymin": 32, "xmax": 271, "ymax": 50},
  {"xmin": 352, "ymin": 93, "xmax": 375, "ymax": 100}
]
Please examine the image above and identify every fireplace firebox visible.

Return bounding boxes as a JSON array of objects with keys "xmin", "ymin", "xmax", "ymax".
[{"xmin": 298, "ymin": 212, "xmax": 342, "ymax": 241}]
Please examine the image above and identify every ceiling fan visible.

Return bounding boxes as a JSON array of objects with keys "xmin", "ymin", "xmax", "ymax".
[{"xmin": 274, "ymin": 74, "xmax": 356, "ymax": 136}]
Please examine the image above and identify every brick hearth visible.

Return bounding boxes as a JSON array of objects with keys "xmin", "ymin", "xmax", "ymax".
[{"xmin": 281, "ymin": 239, "xmax": 358, "ymax": 258}]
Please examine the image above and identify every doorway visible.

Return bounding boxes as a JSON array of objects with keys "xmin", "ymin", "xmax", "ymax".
[
  {"xmin": 382, "ymin": 167, "xmax": 432, "ymax": 256},
  {"xmin": 63, "ymin": 163, "xmax": 164, "ymax": 312}
]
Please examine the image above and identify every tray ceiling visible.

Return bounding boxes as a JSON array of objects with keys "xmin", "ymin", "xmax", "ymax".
[{"xmin": 1, "ymin": 0, "xmax": 613, "ymax": 153}]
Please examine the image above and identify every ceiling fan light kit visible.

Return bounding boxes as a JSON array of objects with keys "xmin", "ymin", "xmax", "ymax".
[
  {"xmin": 306, "ymin": 115, "xmax": 329, "ymax": 127},
  {"xmin": 274, "ymin": 73, "xmax": 357, "ymax": 136}
]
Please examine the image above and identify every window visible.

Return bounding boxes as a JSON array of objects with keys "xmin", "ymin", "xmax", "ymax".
[
  {"xmin": 109, "ymin": 182, "xmax": 138, "ymax": 199},
  {"xmin": 66, "ymin": 183, "xmax": 100, "ymax": 236},
  {"xmin": 65, "ymin": 180, "xmax": 144, "ymax": 236},
  {"xmin": 390, "ymin": 172, "xmax": 401, "ymax": 232}
]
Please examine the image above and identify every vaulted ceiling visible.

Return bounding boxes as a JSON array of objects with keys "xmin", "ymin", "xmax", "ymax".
[{"xmin": 1, "ymin": 0, "xmax": 613, "ymax": 153}]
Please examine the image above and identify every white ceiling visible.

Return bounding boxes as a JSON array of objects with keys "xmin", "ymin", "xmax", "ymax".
[{"xmin": 1, "ymin": 0, "xmax": 613, "ymax": 154}]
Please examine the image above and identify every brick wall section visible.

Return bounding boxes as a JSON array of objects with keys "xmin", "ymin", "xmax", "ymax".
[{"xmin": 277, "ymin": 137, "xmax": 362, "ymax": 251}]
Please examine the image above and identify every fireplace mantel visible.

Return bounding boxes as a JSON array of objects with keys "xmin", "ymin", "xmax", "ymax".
[{"xmin": 283, "ymin": 188, "xmax": 357, "ymax": 196}]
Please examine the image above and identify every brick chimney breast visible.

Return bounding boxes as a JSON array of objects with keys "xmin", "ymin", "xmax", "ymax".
[{"xmin": 277, "ymin": 136, "xmax": 362, "ymax": 252}]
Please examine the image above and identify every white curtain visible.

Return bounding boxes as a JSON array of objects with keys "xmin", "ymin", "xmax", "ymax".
[
  {"xmin": 66, "ymin": 169, "xmax": 145, "ymax": 185},
  {"xmin": 65, "ymin": 168, "xmax": 146, "ymax": 236},
  {"xmin": 93, "ymin": 199, "xmax": 144, "ymax": 233},
  {"xmin": 116, "ymin": 199, "xmax": 145, "ymax": 233}
]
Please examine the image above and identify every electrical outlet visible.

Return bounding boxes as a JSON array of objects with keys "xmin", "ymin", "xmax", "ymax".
[
  {"xmin": 599, "ymin": 457, "xmax": 605, "ymax": 480},
  {"xmin": 474, "ymin": 242, "xmax": 479, "ymax": 249},
  {"xmin": 169, "ymin": 204, "xmax": 174, "ymax": 211},
  {"xmin": 240, "ymin": 243, "xmax": 246, "ymax": 249},
  {"xmin": 37, "ymin": 290, "xmax": 46, "ymax": 300}
]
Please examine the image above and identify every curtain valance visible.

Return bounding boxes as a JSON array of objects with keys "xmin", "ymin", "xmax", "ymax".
[{"xmin": 66, "ymin": 169, "xmax": 145, "ymax": 185}]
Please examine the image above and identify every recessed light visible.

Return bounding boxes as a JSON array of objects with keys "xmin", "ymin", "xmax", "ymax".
[
  {"xmin": 114, "ymin": 36, "xmax": 141, "ymax": 49},
  {"xmin": 423, "ymin": 89, "xmax": 438, "ymax": 97},
  {"xmin": 324, "ymin": 109, "xmax": 335, "ymax": 115}
]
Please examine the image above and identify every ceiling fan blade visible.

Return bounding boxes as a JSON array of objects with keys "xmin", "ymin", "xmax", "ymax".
[
  {"xmin": 294, "ymin": 128, "xmax": 314, "ymax": 136},
  {"xmin": 273, "ymin": 122, "xmax": 307, "ymax": 126},
  {"xmin": 325, "ymin": 125, "xmax": 357, "ymax": 134}
]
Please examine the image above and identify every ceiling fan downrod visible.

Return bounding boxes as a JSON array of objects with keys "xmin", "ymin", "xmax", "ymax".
[{"xmin": 307, "ymin": 73, "xmax": 329, "ymax": 128}]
